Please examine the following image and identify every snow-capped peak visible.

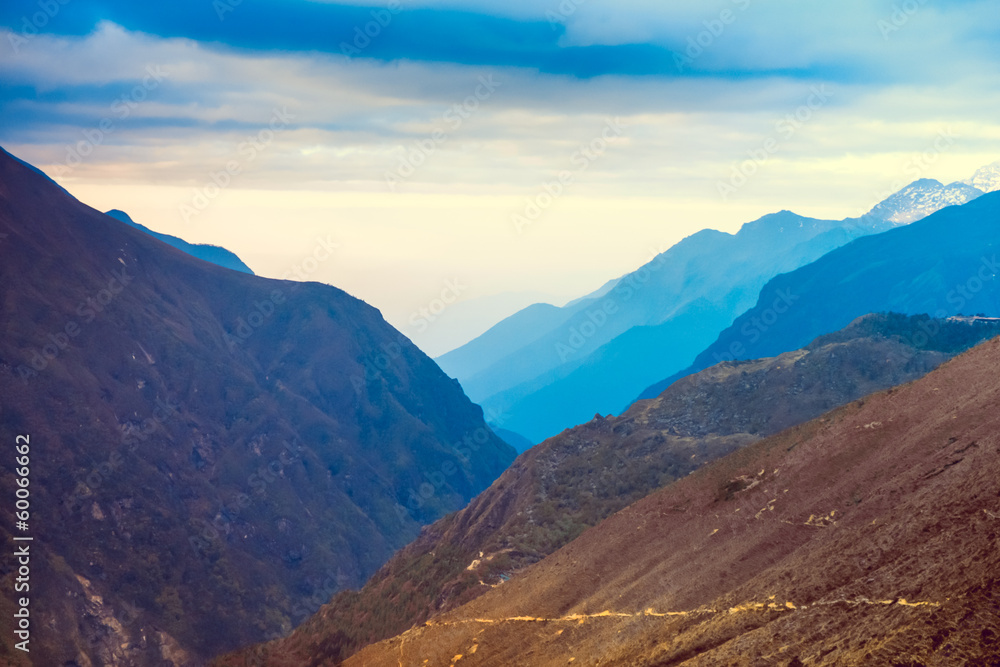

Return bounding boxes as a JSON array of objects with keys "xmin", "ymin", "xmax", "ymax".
[
  {"xmin": 962, "ymin": 160, "xmax": 1000, "ymax": 193},
  {"xmin": 866, "ymin": 178, "xmax": 983, "ymax": 225}
]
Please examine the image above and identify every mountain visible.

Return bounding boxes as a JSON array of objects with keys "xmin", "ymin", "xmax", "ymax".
[
  {"xmin": 105, "ymin": 209, "xmax": 256, "ymax": 275},
  {"xmin": 438, "ymin": 163, "xmax": 1000, "ymax": 444},
  {"xmin": 218, "ymin": 313, "xmax": 1000, "ymax": 666},
  {"xmin": 342, "ymin": 331, "xmax": 1000, "ymax": 666},
  {"xmin": 561, "ymin": 275, "xmax": 619, "ymax": 308},
  {"xmin": 491, "ymin": 426, "xmax": 534, "ymax": 453},
  {"xmin": 641, "ymin": 190, "xmax": 1000, "ymax": 400},
  {"xmin": 484, "ymin": 296, "xmax": 738, "ymax": 441},
  {"xmin": 405, "ymin": 290, "xmax": 567, "ymax": 359},
  {"xmin": 0, "ymin": 146, "xmax": 515, "ymax": 666},
  {"xmin": 440, "ymin": 212, "xmax": 895, "ymax": 443},
  {"xmin": 864, "ymin": 178, "xmax": 983, "ymax": 224},
  {"xmin": 963, "ymin": 159, "xmax": 1000, "ymax": 193},
  {"xmin": 436, "ymin": 301, "xmax": 571, "ymax": 381},
  {"xmin": 868, "ymin": 160, "xmax": 1000, "ymax": 226}
]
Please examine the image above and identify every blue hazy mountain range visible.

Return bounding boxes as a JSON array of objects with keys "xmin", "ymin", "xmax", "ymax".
[
  {"xmin": 439, "ymin": 170, "xmax": 999, "ymax": 444},
  {"xmin": 641, "ymin": 190, "xmax": 1000, "ymax": 400},
  {"xmin": 438, "ymin": 212, "xmax": 895, "ymax": 443},
  {"xmin": 105, "ymin": 209, "xmax": 255, "ymax": 275}
]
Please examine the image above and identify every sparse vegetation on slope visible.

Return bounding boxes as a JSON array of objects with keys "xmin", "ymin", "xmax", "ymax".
[
  {"xmin": 219, "ymin": 313, "xmax": 1000, "ymax": 666},
  {"xmin": 346, "ymin": 334, "xmax": 1000, "ymax": 666}
]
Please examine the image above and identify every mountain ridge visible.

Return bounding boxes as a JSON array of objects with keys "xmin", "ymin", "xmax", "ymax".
[
  {"xmin": 864, "ymin": 177, "xmax": 984, "ymax": 224},
  {"xmin": 0, "ymin": 146, "xmax": 515, "ymax": 665},
  {"xmin": 447, "ymin": 211, "xmax": 895, "ymax": 442},
  {"xmin": 962, "ymin": 158, "xmax": 1000, "ymax": 192},
  {"xmin": 344, "ymin": 328, "xmax": 1000, "ymax": 666},
  {"xmin": 217, "ymin": 312, "xmax": 1000, "ymax": 666},
  {"xmin": 640, "ymin": 189, "xmax": 1000, "ymax": 400},
  {"xmin": 104, "ymin": 208, "xmax": 256, "ymax": 275},
  {"xmin": 442, "ymin": 161, "xmax": 1000, "ymax": 444}
]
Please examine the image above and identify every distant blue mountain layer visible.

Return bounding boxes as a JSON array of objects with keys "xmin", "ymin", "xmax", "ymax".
[
  {"xmin": 641, "ymin": 190, "xmax": 1000, "ymax": 400},
  {"xmin": 105, "ymin": 209, "xmax": 255, "ymax": 275}
]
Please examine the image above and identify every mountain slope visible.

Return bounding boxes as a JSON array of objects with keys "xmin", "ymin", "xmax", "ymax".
[
  {"xmin": 347, "ymin": 331, "xmax": 1000, "ymax": 666},
  {"xmin": 218, "ymin": 313, "xmax": 1000, "ymax": 666},
  {"xmin": 487, "ymin": 297, "xmax": 737, "ymax": 441},
  {"xmin": 449, "ymin": 213, "xmax": 894, "ymax": 442},
  {"xmin": 440, "ymin": 163, "xmax": 999, "ymax": 443},
  {"xmin": 456, "ymin": 215, "xmax": 888, "ymax": 403},
  {"xmin": 436, "ymin": 302, "xmax": 571, "ymax": 381},
  {"xmin": 0, "ymin": 147, "xmax": 515, "ymax": 666},
  {"xmin": 105, "ymin": 209, "xmax": 256, "ymax": 275},
  {"xmin": 642, "ymin": 190, "xmax": 1000, "ymax": 400}
]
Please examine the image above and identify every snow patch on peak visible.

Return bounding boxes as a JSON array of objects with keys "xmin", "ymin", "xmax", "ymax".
[
  {"xmin": 962, "ymin": 160, "xmax": 1000, "ymax": 193},
  {"xmin": 867, "ymin": 179, "xmax": 983, "ymax": 225}
]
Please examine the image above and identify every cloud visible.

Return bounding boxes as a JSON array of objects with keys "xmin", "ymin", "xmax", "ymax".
[
  {"xmin": 3, "ymin": 18, "xmax": 1000, "ymax": 206},
  {"xmin": 2, "ymin": 0, "xmax": 998, "ymax": 354},
  {"xmin": 7, "ymin": 0, "xmax": 994, "ymax": 82}
]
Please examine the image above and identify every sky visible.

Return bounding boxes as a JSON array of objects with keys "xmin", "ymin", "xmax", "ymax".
[{"xmin": 2, "ymin": 0, "xmax": 1000, "ymax": 355}]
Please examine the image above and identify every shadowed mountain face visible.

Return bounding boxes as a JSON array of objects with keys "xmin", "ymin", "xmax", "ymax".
[
  {"xmin": 641, "ymin": 190, "xmax": 1000, "ymax": 401},
  {"xmin": 0, "ymin": 147, "xmax": 515, "ymax": 666},
  {"xmin": 218, "ymin": 313, "xmax": 1000, "ymax": 666},
  {"xmin": 105, "ymin": 209, "xmax": 256, "ymax": 275},
  {"xmin": 344, "ymin": 332, "xmax": 1000, "ymax": 666}
]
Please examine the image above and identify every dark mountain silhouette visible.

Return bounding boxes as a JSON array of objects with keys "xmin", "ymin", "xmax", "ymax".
[
  {"xmin": 342, "ymin": 329, "xmax": 1000, "ymax": 666},
  {"xmin": 218, "ymin": 313, "xmax": 1000, "ymax": 666},
  {"xmin": 640, "ymin": 190, "xmax": 1000, "ymax": 400},
  {"xmin": 0, "ymin": 147, "xmax": 515, "ymax": 666},
  {"xmin": 105, "ymin": 209, "xmax": 255, "ymax": 275}
]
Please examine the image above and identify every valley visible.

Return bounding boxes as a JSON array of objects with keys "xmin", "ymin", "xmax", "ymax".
[
  {"xmin": 2, "ymin": 12, "xmax": 1000, "ymax": 660},
  {"xmin": 4, "ymin": 146, "xmax": 1000, "ymax": 666}
]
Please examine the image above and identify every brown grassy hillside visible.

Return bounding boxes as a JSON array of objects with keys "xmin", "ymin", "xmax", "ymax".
[
  {"xmin": 347, "ymin": 335, "xmax": 1000, "ymax": 665},
  {"xmin": 220, "ymin": 313, "xmax": 1000, "ymax": 666}
]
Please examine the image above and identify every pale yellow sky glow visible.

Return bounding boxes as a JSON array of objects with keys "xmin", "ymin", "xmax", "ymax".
[
  {"xmin": 58, "ymin": 183, "xmax": 764, "ymax": 325},
  {"xmin": 56, "ymin": 142, "xmax": 995, "ymax": 356},
  {"xmin": 4, "ymin": 5, "xmax": 1000, "ymax": 355}
]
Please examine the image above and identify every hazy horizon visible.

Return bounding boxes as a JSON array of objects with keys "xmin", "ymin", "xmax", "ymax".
[{"xmin": 3, "ymin": 0, "xmax": 999, "ymax": 352}]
